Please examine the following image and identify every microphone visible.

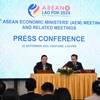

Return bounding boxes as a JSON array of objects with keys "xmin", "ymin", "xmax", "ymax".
[{"xmin": 46, "ymin": 65, "xmax": 51, "ymax": 71}]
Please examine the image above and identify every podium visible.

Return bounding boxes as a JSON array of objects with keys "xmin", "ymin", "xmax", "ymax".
[
  {"xmin": 37, "ymin": 70, "xmax": 53, "ymax": 74},
  {"xmin": 30, "ymin": 73, "xmax": 98, "ymax": 99}
]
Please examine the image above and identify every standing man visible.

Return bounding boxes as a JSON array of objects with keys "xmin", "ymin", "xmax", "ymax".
[
  {"xmin": 34, "ymin": 55, "xmax": 54, "ymax": 73},
  {"xmin": 63, "ymin": 54, "xmax": 83, "ymax": 71}
]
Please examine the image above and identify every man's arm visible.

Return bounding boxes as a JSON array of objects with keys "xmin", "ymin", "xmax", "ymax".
[
  {"xmin": 80, "ymin": 63, "xmax": 84, "ymax": 70},
  {"xmin": 50, "ymin": 65, "xmax": 55, "ymax": 73},
  {"xmin": 34, "ymin": 63, "xmax": 39, "ymax": 73},
  {"xmin": 63, "ymin": 61, "xmax": 70, "ymax": 67},
  {"xmin": 47, "ymin": 63, "xmax": 55, "ymax": 73}
]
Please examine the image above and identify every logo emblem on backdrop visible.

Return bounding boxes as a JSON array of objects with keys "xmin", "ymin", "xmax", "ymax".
[
  {"xmin": 28, "ymin": 4, "xmax": 40, "ymax": 17},
  {"xmin": 28, "ymin": 4, "xmax": 70, "ymax": 17},
  {"xmin": 65, "ymin": 6, "xmax": 70, "ymax": 11}
]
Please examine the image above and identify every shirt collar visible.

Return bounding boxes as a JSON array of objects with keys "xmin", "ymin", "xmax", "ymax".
[
  {"xmin": 42, "ymin": 63, "xmax": 46, "ymax": 66},
  {"xmin": 92, "ymin": 93, "xmax": 98, "ymax": 96},
  {"xmin": 27, "ymin": 91, "xmax": 34, "ymax": 93}
]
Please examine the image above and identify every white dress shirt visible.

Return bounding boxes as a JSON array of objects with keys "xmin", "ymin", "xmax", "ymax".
[{"xmin": 84, "ymin": 93, "xmax": 100, "ymax": 100}]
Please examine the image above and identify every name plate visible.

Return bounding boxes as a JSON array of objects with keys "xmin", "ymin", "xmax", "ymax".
[{"xmin": 81, "ymin": 69, "xmax": 95, "ymax": 73}]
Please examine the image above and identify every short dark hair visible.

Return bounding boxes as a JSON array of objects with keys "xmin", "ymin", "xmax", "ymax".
[
  {"xmin": 2, "ymin": 88, "xmax": 19, "ymax": 100},
  {"xmin": 0, "ymin": 81, "xmax": 6, "ymax": 95},
  {"xmin": 54, "ymin": 88, "xmax": 71, "ymax": 100},
  {"xmin": 71, "ymin": 54, "xmax": 78, "ymax": 59},
  {"xmin": 92, "ymin": 80, "xmax": 100, "ymax": 95},
  {"xmin": 41, "ymin": 82, "xmax": 54, "ymax": 92},
  {"xmin": 25, "ymin": 78, "xmax": 36, "ymax": 91},
  {"xmin": 41, "ymin": 55, "xmax": 47, "ymax": 59}
]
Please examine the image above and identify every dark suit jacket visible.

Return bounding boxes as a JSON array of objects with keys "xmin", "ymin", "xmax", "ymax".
[
  {"xmin": 64, "ymin": 61, "xmax": 83, "ymax": 71},
  {"xmin": 35, "ymin": 94, "xmax": 54, "ymax": 100},
  {"xmin": 34, "ymin": 62, "xmax": 54, "ymax": 73},
  {"xmin": 20, "ymin": 92, "xmax": 42, "ymax": 100},
  {"xmin": 0, "ymin": 96, "xmax": 2, "ymax": 100}
]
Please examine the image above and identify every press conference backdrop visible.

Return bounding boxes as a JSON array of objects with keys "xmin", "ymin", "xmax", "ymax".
[{"xmin": 0, "ymin": 0, "xmax": 100, "ymax": 78}]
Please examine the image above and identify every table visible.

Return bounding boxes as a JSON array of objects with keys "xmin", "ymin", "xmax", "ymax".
[{"xmin": 30, "ymin": 73, "xmax": 97, "ymax": 99}]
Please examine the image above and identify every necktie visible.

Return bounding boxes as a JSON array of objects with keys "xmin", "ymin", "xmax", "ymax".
[{"xmin": 43, "ymin": 64, "xmax": 46, "ymax": 70}]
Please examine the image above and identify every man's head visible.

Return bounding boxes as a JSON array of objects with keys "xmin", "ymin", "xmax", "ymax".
[
  {"xmin": 41, "ymin": 55, "xmax": 48, "ymax": 64},
  {"xmin": 2, "ymin": 88, "xmax": 18, "ymax": 100},
  {"xmin": 92, "ymin": 80, "xmax": 100, "ymax": 95},
  {"xmin": 54, "ymin": 88, "xmax": 71, "ymax": 100},
  {"xmin": 41, "ymin": 82, "xmax": 54, "ymax": 96},
  {"xmin": 0, "ymin": 81, "xmax": 6, "ymax": 95},
  {"xmin": 71, "ymin": 54, "xmax": 78, "ymax": 63},
  {"xmin": 25, "ymin": 78, "xmax": 36, "ymax": 92}
]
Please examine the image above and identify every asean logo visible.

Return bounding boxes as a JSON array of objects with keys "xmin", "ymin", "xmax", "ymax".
[{"xmin": 28, "ymin": 4, "xmax": 40, "ymax": 17}]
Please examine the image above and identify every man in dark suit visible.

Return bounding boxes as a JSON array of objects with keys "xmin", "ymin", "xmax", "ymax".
[
  {"xmin": 34, "ymin": 55, "xmax": 54, "ymax": 73},
  {"xmin": 63, "ymin": 54, "xmax": 83, "ymax": 71},
  {"xmin": 35, "ymin": 82, "xmax": 54, "ymax": 100},
  {"xmin": 0, "ymin": 81, "xmax": 6, "ymax": 100},
  {"xmin": 20, "ymin": 78, "xmax": 41, "ymax": 100}
]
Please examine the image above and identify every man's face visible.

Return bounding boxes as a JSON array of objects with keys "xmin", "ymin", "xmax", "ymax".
[
  {"xmin": 41, "ymin": 57, "xmax": 47, "ymax": 64},
  {"xmin": 71, "ymin": 56, "xmax": 77, "ymax": 63}
]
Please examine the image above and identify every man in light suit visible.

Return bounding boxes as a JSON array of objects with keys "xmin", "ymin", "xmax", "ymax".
[
  {"xmin": 63, "ymin": 54, "xmax": 83, "ymax": 71},
  {"xmin": 84, "ymin": 80, "xmax": 100, "ymax": 100},
  {"xmin": 34, "ymin": 55, "xmax": 54, "ymax": 73}
]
